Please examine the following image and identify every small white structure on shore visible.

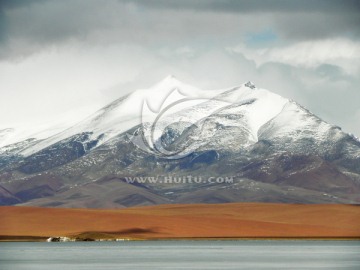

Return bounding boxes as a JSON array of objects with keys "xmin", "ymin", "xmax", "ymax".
[{"xmin": 46, "ymin": 236, "xmax": 73, "ymax": 242}]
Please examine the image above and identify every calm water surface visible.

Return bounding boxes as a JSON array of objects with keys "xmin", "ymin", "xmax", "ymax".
[{"xmin": 0, "ymin": 240, "xmax": 359, "ymax": 270}]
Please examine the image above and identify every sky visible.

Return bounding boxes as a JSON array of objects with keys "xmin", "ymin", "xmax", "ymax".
[{"xmin": 0, "ymin": 0, "xmax": 359, "ymax": 136}]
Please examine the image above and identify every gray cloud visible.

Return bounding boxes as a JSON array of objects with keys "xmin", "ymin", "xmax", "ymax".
[
  {"xmin": 131, "ymin": 0, "xmax": 360, "ymax": 41},
  {"xmin": 1, "ymin": 0, "xmax": 359, "ymax": 60},
  {"xmin": 129, "ymin": 0, "xmax": 360, "ymax": 13},
  {"xmin": 132, "ymin": 0, "xmax": 360, "ymax": 41}
]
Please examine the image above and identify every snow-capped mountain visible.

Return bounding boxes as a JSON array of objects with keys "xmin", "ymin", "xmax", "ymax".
[{"xmin": 1, "ymin": 76, "xmax": 360, "ymax": 207}]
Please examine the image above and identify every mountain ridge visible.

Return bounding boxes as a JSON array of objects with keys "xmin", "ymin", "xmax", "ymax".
[{"xmin": 1, "ymin": 77, "xmax": 359, "ymax": 207}]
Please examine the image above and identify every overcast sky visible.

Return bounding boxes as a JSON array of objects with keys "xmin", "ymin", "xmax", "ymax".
[{"xmin": 0, "ymin": 0, "xmax": 359, "ymax": 136}]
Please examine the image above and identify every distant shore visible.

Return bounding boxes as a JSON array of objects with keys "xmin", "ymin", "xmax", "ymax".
[
  {"xmin": 1, "ymin": 203, "xmax": 360, "ymax": 242},
  {"xmin": 1, "ymin": 236, "xmax": 360, "ymax": 242}
]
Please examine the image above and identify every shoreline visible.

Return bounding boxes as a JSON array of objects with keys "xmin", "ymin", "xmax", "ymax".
[{"xmin": 1, "ymin": 236, "xmax": 360, "ymax": 242}]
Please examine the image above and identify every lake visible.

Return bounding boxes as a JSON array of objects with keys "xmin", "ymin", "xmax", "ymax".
[{"xmin": 0, "ymin": 240, "xmax": 359, "ymax": 269}]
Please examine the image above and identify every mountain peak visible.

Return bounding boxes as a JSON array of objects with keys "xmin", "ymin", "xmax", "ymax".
[{"xmin": 244, "ymin": 81, "xmax": 256, "ymax": 89}]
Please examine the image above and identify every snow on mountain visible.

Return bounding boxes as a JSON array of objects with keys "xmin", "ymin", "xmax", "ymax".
[
  {"xmin": 3, "ymin": 75, "xmax": 347, "ymax": 159},
  {"xmin": 213, "ymin": 84, "xmax": 288, "ymax": 141},
  {"xmin": 0, "ymin": 129, "xmax": 14, "ymax": 148},
  {"xmin": 19, "ymin": 76, "xmax": 212, "ymax": 156},
  {"xmin": 0, "ymin": 123, "xmax": 71, "ymax": 149},
  {"xmin": 137, "ymin": 81, "xmax": 289, "ymax": 157},
  {"xmin": 259, "ymin": 101, "xmax": 334, "ymax": 141}
]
